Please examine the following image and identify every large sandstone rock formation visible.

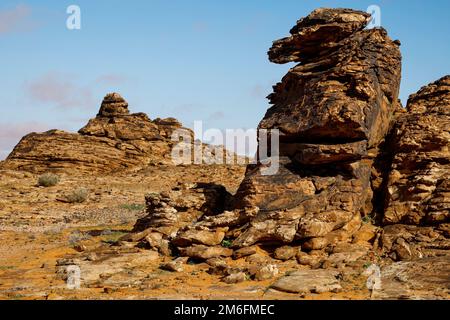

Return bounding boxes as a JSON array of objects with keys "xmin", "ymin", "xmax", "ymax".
[
  {"xmin": 127, "ymin": 8, "xmax": 448, "ymax": 266},
  {"xmin": 381, "ymin": 76, "xmax": 450, "ymax": 261},
  {"xmin": 232, "ymin": 8, "xmax": 402, "ymax": 249},
  {"xmin": 127, "ymin": 9, "xmax": 394, "ymax": 254},
  {"xmin": 1, "ymin": 93, "xmax": 190, "ymax": 174},
  {"xmin": 383, "ymin": 76, "xmax": 449, "ymax": 225}
]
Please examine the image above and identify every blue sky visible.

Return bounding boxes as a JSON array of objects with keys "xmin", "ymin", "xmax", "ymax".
[{"xmin": 1, "ymin": 0, "xmax": 449, "ymax": 158}]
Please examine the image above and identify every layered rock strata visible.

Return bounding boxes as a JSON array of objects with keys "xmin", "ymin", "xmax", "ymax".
[
  {"xmin": 231, "ymin": 8, "xmax": 402, "ymax": 249},
  {"xmin": 381, "ymin": 76, "xmax": 450, "ymax": 260},
  {"xmin": 383, "ymin": 76, "xmax": 449, "ymax": 225}
]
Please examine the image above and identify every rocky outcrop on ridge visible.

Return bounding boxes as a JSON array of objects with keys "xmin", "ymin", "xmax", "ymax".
[
  {"xmin": 0, "ymin": 93, "xmax": 192, "ymax": 174},
  {"xmin": 79, "ymin": 93, "xmax": 183, "ymax": 141}
]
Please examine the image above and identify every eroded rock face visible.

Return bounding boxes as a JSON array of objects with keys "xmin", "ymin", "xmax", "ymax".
[
  {"xmin": 1, "ymin": 93, "xmax": 190, "ymax": 174},
  {"xmin": 381, "ymin": 76, "xmax": 450, "ymax": 260},
  {"xmin": 383, "ymin": 76, "xmax": 450, "ymax": 225},
  {"xmin": 124, "ymin": 8, "xmax": 407, "ymax": 264},
  {"xmin": 268, "ymin": 8, "xmax": 371, "ymax": 64},
  {"xmin": 133, "ymin": 183, "xmax": 232, "ymax": 233},
  {"xmin": 97, "ymin": 92, "xmax": 130, "ymax": 117},
  {"xmin": 79, "ymin": 93, "xmax": 184, "ymax": 141},
  {"xmin": 0, "ymin": 130, "xmax": 156, "ymax": 174},
  {"xmin": 232, "ymin": 8, "xmax": 401, "ymax": 248},
  {"xmin": 263, "ymin": 10, "xmax": 401, "ymax": 146},
  {"xmin": 125, "ymin": 183, "xmax": 233, "ymax": 255}
]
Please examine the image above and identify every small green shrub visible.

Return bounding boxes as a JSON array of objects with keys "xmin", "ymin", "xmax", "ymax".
[
  {"xmin": 65, "ymin": 187, "xmax": 89, "ymax": 203},
  {"xmin": 221, "ymin": 239, "xmax": 233, "ymax": 248},
  {"xmin": 68, "ymin": 230, "xmax": 92, "ymax": 245},
  {"xmin": 101, "ymin": 231, "xmax": 128, "ymax": 244},
  {"xmin": 37, "ymin": 173, "xmax": 60, "ymax": 187},
  {"xmin": 362, "ymin": 215, "xmax": 375, "ymax": 224},
  {"xmin": 0, "ymin": 266, "xmax": 15, "ymax": 271},
  {"xmin": 120, "ymin": 203, "xmax": 145, "ymax": 211}
]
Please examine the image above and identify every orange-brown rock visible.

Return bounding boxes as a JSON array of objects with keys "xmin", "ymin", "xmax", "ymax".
[
  {"xmin": 383, "ymin": 76, "xmax": 450, "ymax": 225},
  {"xmin": 129, "ymin": 183, "xmax": 233, "ymax": 256},
  {"xmin": 0, "ymin": 129, "xmax": 170, "ymax": 174},
  {"xmin": 263, "ymin": 9, "xmax": 401, "ymax": 146},
  {"xmin": 381, "ymin": 76, "xmax": 450, "ymax": 260},
  {"xmin": 231, "ymin": 8, "xmax": 401, "ymax": 248}
]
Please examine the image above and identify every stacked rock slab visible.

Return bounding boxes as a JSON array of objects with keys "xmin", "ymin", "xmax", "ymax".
[
  {"xmin": 381, "ymin": 76, "xmax": 450, "ymax": 260},
  {"xmin": 122, "ymin": 182, "xmax": 233, "ymax": 256},
  {"xmin": 1, "ymin": 93, "xmax": 189, "ymax": 174},
  {"xmin": 231, "ymin": 8, "xmax": 402, "ymax": 249}
]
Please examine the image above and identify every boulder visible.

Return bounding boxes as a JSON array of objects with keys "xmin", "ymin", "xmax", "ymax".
[
  {"xmin": 172, "ymin": 227, "xmax": 227, "ymax": 247},
  {"xmin": 273, "ymin": 246, "xmax": 297, "ymax": 261},
  {"xmin": 271, "ymin": 269, "xmax": 342, "ymax": 294},
  {"xmin": 160, "ymin": 257, "xmax": 189, "ymax": 272},
  {"xmin": 222, "ymin": 272, "xmax": 247, "ymax": 284},
  {"xmin": 254, "ymin": 264, "xmax": 279, "ymax": 281},
  {"xmin": 233, "ymin": 246, "xmax": 258, "ymax": 260},
  {"xmin": 179, "ymin": 245, "xmax": 233, "ymax": 260}
]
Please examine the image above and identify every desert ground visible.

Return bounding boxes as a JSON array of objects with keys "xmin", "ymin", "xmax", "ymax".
[{"xmin": 0, "ymin": 164, "xmax": 448, "ymax": 300}]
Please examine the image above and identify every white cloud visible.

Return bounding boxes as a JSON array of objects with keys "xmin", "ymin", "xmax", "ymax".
[
  {"xmin": 96, "ymin": 74, "xmax": 128, "ymax": 86},
  {"xmin": 25, "ymin": 72, "xmax": 95, "ymax": 110},
  {"xmin": 0, "ymin": 4, "xmax": 33, "ymax": 34},
  {"xmin": 0, "ymin": 121, "xmax": 51, "ymax": 160}
]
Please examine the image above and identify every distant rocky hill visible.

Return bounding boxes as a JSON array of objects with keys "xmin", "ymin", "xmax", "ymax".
[
  {"xmin": 0, "ymin": 93, "xmax": 241, "ymax": 174},
  {"xmin": 1, "ymin": 93, "xmax": 187, "ymax": 173}
]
